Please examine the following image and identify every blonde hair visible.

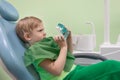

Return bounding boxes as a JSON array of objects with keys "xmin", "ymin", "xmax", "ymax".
[{"xmin": 16, "ymin": 16, "xmax": 42, "ymax": 43}]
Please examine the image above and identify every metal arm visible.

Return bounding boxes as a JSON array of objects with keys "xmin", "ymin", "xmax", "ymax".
[{"xmin": 74, "ymin": 53, "xmax": 108, "ymax": 61}]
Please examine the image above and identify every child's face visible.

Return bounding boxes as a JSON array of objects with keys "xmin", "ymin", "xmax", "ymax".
[{"xmin": 30, "ymin": 23, "xmax": 46, "ymax": 44}]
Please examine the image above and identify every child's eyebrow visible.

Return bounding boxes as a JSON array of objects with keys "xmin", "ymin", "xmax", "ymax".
[{"xmin": 36, "ymin": 28, "xmax": 44, "ymax": 31}]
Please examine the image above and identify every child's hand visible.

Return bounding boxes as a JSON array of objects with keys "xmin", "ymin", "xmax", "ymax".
[
  {"xmin": 67, "ymin": 30, "xmax": 72, "ymax": 40},
  {"xmin": 54, "ymin": 35, "xmax": 67, "ymax": 49},
  {"xmin": 65, "ymin": 28, "xmax": 73, "ymax": 53}
]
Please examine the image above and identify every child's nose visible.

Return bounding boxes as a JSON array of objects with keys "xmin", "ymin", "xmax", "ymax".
[{"xmin": 43, "ymin": 32, "xmax": 46, "ymax": 36}]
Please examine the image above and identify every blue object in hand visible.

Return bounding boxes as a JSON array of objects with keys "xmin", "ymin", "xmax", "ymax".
[{"xmin": 56, "ymin": 23, "xmax": 69, "ymax": 39}]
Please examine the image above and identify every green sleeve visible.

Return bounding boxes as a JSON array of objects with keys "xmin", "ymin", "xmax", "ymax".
[{"xmin": 24, "ymin": 37, "xmax": 75, "ymax": 72}]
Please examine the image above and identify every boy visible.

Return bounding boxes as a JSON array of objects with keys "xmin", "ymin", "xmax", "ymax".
[{"xmin": 16, "ymin": 16, "xmax": 120, "ymax": 80}]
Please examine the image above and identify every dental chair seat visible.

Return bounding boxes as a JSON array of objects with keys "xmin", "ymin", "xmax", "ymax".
[{"xmin": 0, "ymin": 0, "xmax": 107, "ymax": 80}]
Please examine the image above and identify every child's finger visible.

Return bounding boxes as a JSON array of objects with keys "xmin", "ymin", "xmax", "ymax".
[{"xmin": 58, "ymin": 35, "xmax": 64, "ymax": 41}]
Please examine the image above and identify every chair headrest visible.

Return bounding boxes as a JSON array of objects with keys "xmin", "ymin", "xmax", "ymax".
[{"xmin": 0, "ymin": 0, "xmax": 19, "ymax": 21}]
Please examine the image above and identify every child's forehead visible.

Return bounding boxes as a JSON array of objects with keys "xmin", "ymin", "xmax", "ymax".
[
  {"xmin": 35, "ymin": 24, "xmax": 44, "ymax": 29},
  {"xmin": 33, "ymin": 22, "xmax": 43, "ymax": 27}
]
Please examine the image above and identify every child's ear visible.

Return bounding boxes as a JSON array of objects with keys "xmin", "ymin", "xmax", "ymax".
[{"xmin": 24, "ymin": 33, "xmax": 31, "ymax": 41}]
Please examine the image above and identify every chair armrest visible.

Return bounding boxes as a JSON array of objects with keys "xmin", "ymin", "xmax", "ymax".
[{"xmin": 73, "ymin": 53, "xmax": 108, "ymax": 61}]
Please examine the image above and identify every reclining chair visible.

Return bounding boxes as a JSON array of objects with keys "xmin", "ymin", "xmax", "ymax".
[{"xmin": 0, "ymin": 0, "xmax": 107, "ymax": 80}]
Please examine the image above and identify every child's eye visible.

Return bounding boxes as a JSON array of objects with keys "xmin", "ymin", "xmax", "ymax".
[{"xmin": 38, "ymin": 29, "xmax": 44, "ymax": 32}]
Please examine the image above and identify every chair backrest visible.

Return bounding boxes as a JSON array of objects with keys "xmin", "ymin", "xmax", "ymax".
[{"xmin": 0, "ymin": 0, "xmax": 38, "ymax": 80}]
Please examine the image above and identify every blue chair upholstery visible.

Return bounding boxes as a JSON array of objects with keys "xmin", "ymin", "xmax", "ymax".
[{"xmin": 0, "ymin": 0, "xmax": 37, "ymax": 80}]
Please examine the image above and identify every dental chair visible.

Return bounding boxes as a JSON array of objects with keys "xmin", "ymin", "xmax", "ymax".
[{"xmin": 0, "ymin": 0, "xmax": 107, "ymax": 80}]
